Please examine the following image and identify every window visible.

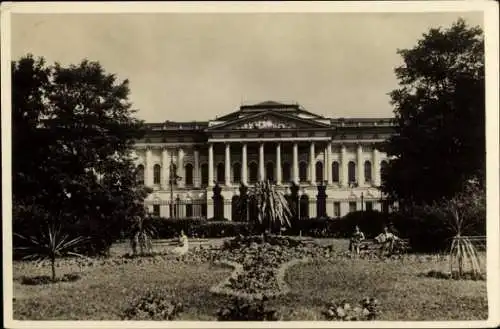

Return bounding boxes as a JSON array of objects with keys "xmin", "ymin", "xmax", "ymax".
[
  {"xmin": 334, "ymin": 202, "xmax": 341, "ymax": 218},
  {"xmin": 233, "ymin": 162, "xmax": 241, "ymax": 184},
  {"xmin": 282, "ymin": 162, "xmax": 291, "ymax": 183},
  {"xmin": 364, "ymin": 161, "xmax": 372, "ymax": 183},
  {"xmin": 365, "ymin": 201, "xmax": 373, "ymax": 212},
  {"xmin": 299, "ymin": 195, "xmax": 309, "ymax": 219},
  {"xmin": 136, "ymin": 164, "xmax": 145, "ymax": 185},
  {"xmin": 316, "ymin": 161, "xmax": 324, "ymax": 183},
  {"xmin": 266, "ymin": 162, "xmax": 275, "ymax": 182},
  {"xmin": 382, "ymin": 200, "xmax": 390, "ymax": 213},
  {"xmin": 216, "ymin": 163, "xmax": 225, "ymax": 184},
  {"xmin": 153, "ymin": 204, "xmax": 160, "ymax": 217},
  {"xmin": 299, "ymin": 161, "xmax": 308, "ymax": 182},
  {"xmin": 349, "ymin": 201, "xmax": 357, "ymax": 213},
  {"xmin": 249, "ymin": 162, "xmax": 258, "ymax": 183},
  {"xmin": 348, "ymin": 161, "xmax": 356, "ymax": 184},
  {"xmin": 153, "ymin": 164, "xmax": 161, "ymax": 185},
  {"xmin": 185, "ymin": 163, "xmax": 193, "ymax": 186},
  {"xmin": 332, "ymin": 161, "xmax": 339, "ymax": 183},
  {"xmin": 186, "ymin": 204, "xmax": 193, "ymax": 218},
  {"xmin": 381, "ymin": 160, "xmax": 389, "ymax": 178},
  {"xmin": 201, "ymin": 163, "xmax": 208, "ymax": 186}
]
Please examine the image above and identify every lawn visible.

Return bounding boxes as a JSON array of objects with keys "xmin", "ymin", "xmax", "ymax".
[{"xmin": 12, "ymin": 238, "xmax": 488, "ymax": 321}]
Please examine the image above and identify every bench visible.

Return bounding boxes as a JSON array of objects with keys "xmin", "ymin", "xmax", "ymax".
[{"xmin": 356, "ymin": 238, "xmax": 411, "ymax": 255}]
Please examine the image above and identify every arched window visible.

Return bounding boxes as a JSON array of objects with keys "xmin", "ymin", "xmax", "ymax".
[
  {"xmin": 185, "ymin": 163, "xmax": 193, "ymax": 186},
  {"xmin": 153, "ymin": 164, "xmax": 161, "ymax": 185},
  {"xmin": 381, "ymin": 160, "xmax": 388, "ymax": 176},
  {"xmin": 201, "ymin": 163, "xmax": 208, "ymax": 186},
  {"xmin": 348, "ymin": 161, "xmax": 356, "ymax": 184},
  {"xmin": 299, "ymin": 161, "xmax": 308, "ymax": 183},
  {"xmin": 233, "ymin": 162, "xmax": 241, "ymax": 184},
  {"xmin": 332, "ymin": 161, "xmax": 339, "ymax": 183},
  {"xmin": 299, "ymin": 194, "xmax": 309, "ymax": 219},
  {"xmin": 282, "ymin": 162, "xmax": 291, "ymax": 183},
  {"xmin": 315, "ymin": 161, "xmax": 323, "ymax": 183},
  {"xmin": 266, "ymin": 162, "xmax": 275, "ymax": 183},
  {"xmin": 136, "ymin": 164, "xmax": 145, "ymax": 185},
  {"xmin": 232, "ymin": 195, "xmax": 241, "ymax": 221},
  {"xmin": 216, "ymin": 163, "xmax": 225, "ymax": 184},
  {"xmin": 364, "ymin": 161, "xmax": 372, "ymax": 183},
  {"xmin": 249, "ymin": 162, "xmax": 258, "ymax": 184}
]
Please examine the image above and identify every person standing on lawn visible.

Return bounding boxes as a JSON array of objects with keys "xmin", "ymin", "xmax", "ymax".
[{"xmin": 349, "ymin": 225, "xmax": 365, "ymax": 256}]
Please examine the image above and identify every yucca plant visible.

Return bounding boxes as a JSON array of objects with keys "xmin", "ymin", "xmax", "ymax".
[
  {"xmin": 425, "ymin": 178, "xmax": 485, "ymax": 279},
  {"xmin": 248, "ymin": 181, "xmax": 292, "ymax": 234},
  {"xmin": 129, "ymin": 215, "xmax": 157, "ymax": 256},
  {"xmin": 14, "ymin": 220, "xmax": 89, "ymax": 282}
]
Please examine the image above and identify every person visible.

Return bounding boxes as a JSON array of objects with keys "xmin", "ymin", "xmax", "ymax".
[
  {"xmin": 349, "ymin": 225, "xmax": 365, "ymax": 256},
  {"xmin": 375, "ymin": 226, "xmax": 398, "ymax": 257},
  {"xmin": 171, "ymin": 230, "xmax": 189, "ymax": 256}
]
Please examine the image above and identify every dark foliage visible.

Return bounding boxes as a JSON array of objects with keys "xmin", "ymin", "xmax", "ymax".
[
  {"xmin": 216, "ymin": 296, "xmax": 279, "ymax": 321},
  {"xmin": 20, "ymin": 273, "xmax": 81, "ymax": 285},
  {"xmin": 149, "ymin": 218, "xmax": 256, "ymax": 239},
  {"xmin": 12, "ymin": 54, "xmax": 150, "ymax": 257},
  {"xmin": 122, "ymin": 290, "xmax": 183, "ymax": 320},
  {"xmin": 382, "ymin": 19, "xmax": 485, "ymax": 205}
]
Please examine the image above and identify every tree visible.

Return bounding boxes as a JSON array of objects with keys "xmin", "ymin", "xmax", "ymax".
[
  {"xmin": 248, "ymin": 181, "xmax": 292, "ymax": 234},
  {"xmin": 12, "ymin": 54, "xmax": 150, "ymax": 256},
  {"xmin": 382, "ymin": 18, "xmax": 485, "ymax": 205}
]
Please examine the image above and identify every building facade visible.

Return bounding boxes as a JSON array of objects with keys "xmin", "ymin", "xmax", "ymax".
[{"xmin": 134, "ymin": 101, "xmax": 395, "ymax": 220}]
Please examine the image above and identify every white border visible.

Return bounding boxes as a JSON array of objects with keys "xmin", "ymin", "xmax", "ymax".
[{"xmin": 2, "ymin": 2, "xmax": 499, "ymax": 329}]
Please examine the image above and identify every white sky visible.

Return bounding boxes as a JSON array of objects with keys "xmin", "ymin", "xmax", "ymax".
[{"xmin": 11, "ymin": 12, "xmax": 484, "ymax": 122}]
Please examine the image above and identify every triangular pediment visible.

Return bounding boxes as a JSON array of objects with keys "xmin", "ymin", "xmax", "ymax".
[{"xmin": 207, "ymin": 110, "xmax": 330, "ymax": 131}]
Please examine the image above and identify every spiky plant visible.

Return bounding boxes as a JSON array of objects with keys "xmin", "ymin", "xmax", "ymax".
[
  {"xmin": 248, "ymin": 180, "xmax": 292, "ymax": 234},
  {"xmin": 427, "ymin": 178, "xmax": 485, "ymax": 279},
  {"xmin": 129, "ymin": 215, "xmax": 157, "ymax": 256},
  {"xmin": 14, "ymin": 220, "xmax": 89, "ymax": 281}
]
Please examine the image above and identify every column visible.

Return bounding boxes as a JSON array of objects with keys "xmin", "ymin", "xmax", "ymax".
[
  {"xmin": 178, "ymin": 148, "xmax": 185, "ymax": 188},
  {"xmin": 309, "ymin": 142, "xmax": 316, "ymax": 184},
  {"xmin": 276, "ymin": 143, "xmax": 282, "ymax": 185},
  {"xmin": 326, "ymin": 142, "xmax": 332, "ymax": 185},
  {"xmin": 242, "ymin": 143, "xmax": 248, "ymax": 185},
  {"xmin": 340, "ymin": 144, "xmax": 347, "ymax": 187},
  {"xmin": 357, "ymin": 144, "xmax": 364, "ymax": 186},
  {"xmin": 373, "ymin": 146, "xmax": 380, "ymax": 186},
  {"xmin": 293, "ymin": 142, "xmax": 299, "ymax": 184},
  {"xmin": 208, "ymin": 143, "xmax": 214, "ymax": 187},
  {"xmin": 161, "ymin": 147, "xmax": 169, "ymax": 190},
  {"xmin": 194, "ymin": 149, "xmax": 200, "ymax": 187},
  {"xmin": 145, "ymin": 147, "xmax": 153, "ymax": 186},
  {"xmin": 225, "ymin": 143, "xmax": 231, "ymax": 186},
  {"xmin": 259, "ymin": 143, "xmax": 265, "ymax": 181}
]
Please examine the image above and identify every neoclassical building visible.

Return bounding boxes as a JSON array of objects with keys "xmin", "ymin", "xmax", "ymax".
[{"xmin": 134, "ymin": 101, "xmax": 395, "ymax": 220}]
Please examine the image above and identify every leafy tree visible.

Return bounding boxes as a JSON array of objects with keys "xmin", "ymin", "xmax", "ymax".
[
  {"xmin": 382, "ymin": 18, "xmax": 485, "ymax": 205},
  {"xmin": 12, "ymin": 54, "xmax": 150, "ymax": 256},
  {"xmin": 248, "ymin": 181, "xmax": 292, "ymax": 234}
]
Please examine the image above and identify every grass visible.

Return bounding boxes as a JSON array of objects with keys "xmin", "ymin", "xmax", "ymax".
[{"xmin": 12, "ymin": 238, "xmax": 488, "ymax": 321}]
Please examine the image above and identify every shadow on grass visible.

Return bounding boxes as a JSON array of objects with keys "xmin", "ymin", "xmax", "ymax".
[
  {"xmin": 421, "ymin": 270, "xmax": 486, "ymax": 281},
  {"xmin": 20, "ymin": 273, "xmax": 81, "ymax": 285}
]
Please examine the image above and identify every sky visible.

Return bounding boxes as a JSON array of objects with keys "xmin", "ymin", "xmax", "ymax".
[{"xmin": 11, "ymin": 11, "xmax": 484, "ymax": 123}]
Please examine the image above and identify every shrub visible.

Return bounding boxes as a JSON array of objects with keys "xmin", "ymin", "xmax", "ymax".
[
  {"xmin": 322, "ymin": 297, "xmax": 381, "ymax": 321},
  {"xmin": 149, "ymin": 218, "xmax": 255, "ymax": 239},
  {"xmin": 216, "ymin": 296, "xmax": 279, "ymax": 321},
  {"xmin": 122, "ymin": 290, "xmax": 183, "ymax": 320}
]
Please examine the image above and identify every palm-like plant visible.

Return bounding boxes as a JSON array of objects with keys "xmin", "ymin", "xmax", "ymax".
[
  {"xmin": 248, "ymin": 180, "xmax": 292, "ymax": 234},
  {"xmin": 14, "ymin": 220, "xmax": 89, "ymax": 282},
  {"xmin": 129, "ymin": 215, "xmax": 157, "ymax": 256}
]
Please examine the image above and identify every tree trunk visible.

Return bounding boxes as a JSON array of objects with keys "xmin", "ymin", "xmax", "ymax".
[{"xmin": 51, "ymin": 255, "xmax": 56, "ymax": 282}]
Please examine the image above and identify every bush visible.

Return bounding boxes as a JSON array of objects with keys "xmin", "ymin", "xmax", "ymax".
[
  {"xmin": 122, "ymin": 289, "xmax": 183, "ymax": 320},
  {"xmin": 285, "ymin": 211, "xmax": 392, "ymax": 239},
  {"xmin": 149, "ymin": 218, "xmax": 256, "ymax": 239},
  {"xmin": 322, "ymin": 297, "xmax": 381, "ymax": 321},
  {"xmin": 216, "ymin": 296, "xmax": 279, "ymax": 321}
]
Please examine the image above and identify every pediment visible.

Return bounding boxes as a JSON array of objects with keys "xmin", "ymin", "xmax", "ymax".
[{"xmin": 207, "ymin": 111, "xmax": 330, "ymax": 131}]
